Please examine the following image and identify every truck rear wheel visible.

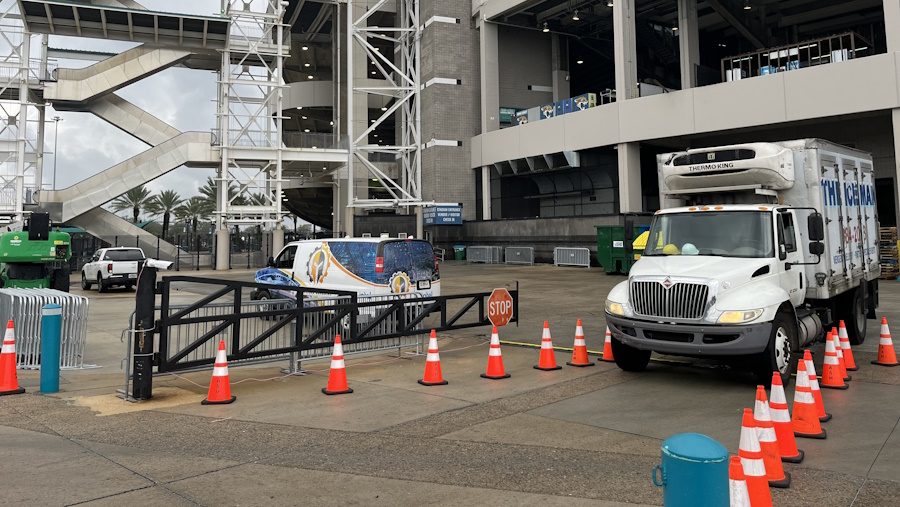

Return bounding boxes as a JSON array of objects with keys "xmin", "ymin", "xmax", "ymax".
[
  {"xmin": 754, "ymin": 309, "xmax": 798, "ymax": 387},
  {"xmin": 837, "ymin": 285, "xmax": 867, "ymax": 345},
  {"xmin": 611, "ymin": 336, "xmax": 651, "ymax": 372}
]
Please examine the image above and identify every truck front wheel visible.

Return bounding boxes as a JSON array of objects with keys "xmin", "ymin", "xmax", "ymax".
[
  {"xmin": 754, "ymin": 310, "xmax": 798, "ymax": 387},
  {"xmin": 611, "ymin": 336, "xmax": 651, "ymax": 372}
]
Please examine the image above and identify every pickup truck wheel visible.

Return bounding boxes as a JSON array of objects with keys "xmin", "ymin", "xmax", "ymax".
[
  {"xmin": 611, "ymin": 336, "xmax": 651, "ymax": 372},
  {"xmin": 253, "ymin": 290, "xmax": 273, "ymax": 320},
  {"xmin": 81, "ymin": 272, "xmax": 92, "ymax": 290},
  {"xmin": 837, "ymin": 285, "xmax": 867, "ymax": 346},
  {"xmin": 97, "ymin": 274, "xmax": 107, "ymax": 293},
  {"xmin": 755, "ymin": 310, "xmax": 798, "ymax": 387}
]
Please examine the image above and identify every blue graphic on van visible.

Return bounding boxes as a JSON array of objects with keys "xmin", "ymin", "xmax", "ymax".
[
  {"xmin": 821, "ymin": 180, "xmax": 876, "ymax": 207},
  {"xmin": 255, "ymin": 267, "xmax": 298, "ymax": 287}
]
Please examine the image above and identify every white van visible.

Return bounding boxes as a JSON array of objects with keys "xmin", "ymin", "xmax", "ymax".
[{"xmin": 253, "ymin": 237, "xmax": 441, "ymax": 300}]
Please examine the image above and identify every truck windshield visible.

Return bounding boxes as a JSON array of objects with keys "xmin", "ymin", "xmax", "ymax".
[{"xmin": 644, "ymin": 211, "xmax": 774, "ymax": 258}]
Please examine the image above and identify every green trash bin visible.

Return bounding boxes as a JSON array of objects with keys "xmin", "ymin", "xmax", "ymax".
[
  {"xmin": 453, "ymin": 245, "xmax": 466, "ymax": 261},
  {"xmin": 595, "ymin": 226, "xmax": 631, "ymax": 275}
]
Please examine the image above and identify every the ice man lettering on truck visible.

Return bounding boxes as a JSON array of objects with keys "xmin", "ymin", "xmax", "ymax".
[{"xmin": 821, "ymin": 179, "xmax": 876, "ymax": 207}]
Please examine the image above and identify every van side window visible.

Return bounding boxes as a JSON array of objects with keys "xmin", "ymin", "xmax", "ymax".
[
  {"xmin": 275, "ymin": 246, "xmax": 297, "ymax": 269},
  {"xmin": 780, "ymin": 214, "xmax": 797, "ymax": 253}
]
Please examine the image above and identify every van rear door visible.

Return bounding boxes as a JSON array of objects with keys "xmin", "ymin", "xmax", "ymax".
[{"xmin": 379, "ymin": 240, "xmax": 437, "ymax": 291}]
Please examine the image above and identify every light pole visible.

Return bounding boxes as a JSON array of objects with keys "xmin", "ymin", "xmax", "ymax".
[{"xmin": 52, "ymin": 116, "xmax": 61, "ymax": 190}]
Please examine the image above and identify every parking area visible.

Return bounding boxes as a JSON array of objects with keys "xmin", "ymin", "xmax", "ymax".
[{"xmin": 2, "ymin": 262, "xmax": 899, "ymax": 505}]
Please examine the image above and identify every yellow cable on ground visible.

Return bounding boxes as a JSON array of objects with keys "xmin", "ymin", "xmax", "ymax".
[{"xmin": 500, "ymin": 339, "xmax": 604, "ymax": 356}]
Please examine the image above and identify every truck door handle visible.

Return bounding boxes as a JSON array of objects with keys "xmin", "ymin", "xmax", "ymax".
[{"xmin": 784, "ymin": 263, "xmax": 791, "ymax": 271}]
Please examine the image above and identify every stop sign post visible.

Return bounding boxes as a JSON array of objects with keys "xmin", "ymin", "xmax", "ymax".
[{"xmin": 488, "ymin": 288, "xmax": 514, "ymax": 327}]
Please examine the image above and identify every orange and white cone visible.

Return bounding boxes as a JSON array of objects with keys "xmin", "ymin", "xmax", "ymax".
[
  {"xmin": 872, "ymin": 317, "xmax": 899, "ymax": 367},
  {"xmin": 202, "ymin": 339, "xmax": 236, "ymax": 405},
  {"xmin": 754, "ymin": 385, "xmax": 791, "ymax": 488},
  {"xmin": 738, "ymin": 408, "xmax": 773, "ymax": 507},
  {"xmin": 419, "ymin": 330, "xmax": 448, "ymax": 386},
  {"xmin": 481, "ymin": 326, "xmax": 510, "ymax": 379},
  {"xmin": 599, "ymin": 326, "xmax": 615, "ymax": 363},
  {"xmin": 534, "ymin": 321, "xmax": 561, "ymax": 371},
  {"xmin": 769, "ymin": 372, "xmax": 804, "ymax": 463},
  {"xmin": 838, "ymin": 321, "xmax": 858, "ymax": 371},
  {"xmin": 792, "ymin": 359, "xmax": 826, "ymax": 439},
  {"xmin": 0, "ymin": 320, "xmax": 25, "ymax": 396},
  {"xmin": 804, "ymin": 349, "xmax": 831, "ymax": 422},
  {"xmin": 322, "ymin": 334, "xmax": 353, "ymax": 395},
  {"xmin": 820, "ymin": 331, "xmax": 848, "ymax": 390},
  {"xmin": 729, "ymin": 455, "xmax": 752, "ymax": 507},
  {"xmin": 566, "ymin": 319, "xmax": 594, "ymax": 367},
  {"xmin": 831, "ymin": 328, "xmax": 851, "ymax": 382}
]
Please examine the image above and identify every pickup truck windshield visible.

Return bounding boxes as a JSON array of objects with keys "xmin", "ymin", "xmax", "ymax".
[
  {"xmin": 644, "ymin": 211, "xmax": 774, "ymax": 258},
  {"xmin": 105, "ymin": 249, "xmax": 145, "ymax": 261}
]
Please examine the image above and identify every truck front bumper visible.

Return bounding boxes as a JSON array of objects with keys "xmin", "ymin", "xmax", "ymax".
[{"xmin": 605, "ymin": 313, "xmax": 772, "ymax": 356}]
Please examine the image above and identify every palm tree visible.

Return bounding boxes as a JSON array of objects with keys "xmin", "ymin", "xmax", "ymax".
[
  {"xmin": 146, "ymin": 190, "xmax": 183, "ymax": 240},
  {"xmin": 174, "ymin": 196, "xmax": 210, "ymax": 236},
  {"xmin": 110, "ymin": 185, "xmax": 154, "ymax": 223},
  {"xmin": 198, "ymin": 176, "xmax": 246, "ymax": 212}
]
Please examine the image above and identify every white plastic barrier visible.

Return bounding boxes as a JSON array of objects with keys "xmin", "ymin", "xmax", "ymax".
[
  {"xmin": 504, "ymin": 247, "xmax": 534, "ymax": 266},
  {"xmin": 0, "ymin": 289, "xmax": 91, "ymax": 369},
  {"xmin": 553, "ymin": 247, "xmax": 591, "ymax": 268},
  {"xmin": 466, "ymin": 246, "xmax": 502, "ymax": 264}
]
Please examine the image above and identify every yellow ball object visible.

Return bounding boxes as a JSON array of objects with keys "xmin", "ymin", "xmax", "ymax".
[{"xmin": 662, "ymin": 243, "xmax": 680, "ymax": 255}]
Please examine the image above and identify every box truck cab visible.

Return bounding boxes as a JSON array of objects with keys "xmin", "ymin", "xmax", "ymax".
[
  {"xmin": 604, "ymin": 140, "xmax": 879, "ymax": 384},
  {"xmin": 253, "ymin": 237, "xmax": 441, "ymax": 300}
]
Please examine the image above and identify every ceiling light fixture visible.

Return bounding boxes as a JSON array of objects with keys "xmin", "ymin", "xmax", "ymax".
[
  {"xmin": 607, "ymin": 1, "xmax": 613, "ymax": 7},
  {"xmin": 304, "ymin": 63, "xmax": 310, "ymax": 67},
  {"xmin": 301, "ymin": 45, "xmax": 309, "ymax": 51},
  {"xmin": 542, "ymin": 22, "xmax": 549, "ymax": 33},
  {"xmin": 304, "ymin": 128, "xmax": 310, "ymax": 132},
  {"xmin": 307, "ymin": 75, "xmax": 314, "ymax": 80},
  {"xmin": 329, "ymin": 121, "xmax": 334, "ymax": 126},
  {"xmin": 572, "ymin": 9, "xmax": 579, "ymax": 21},
  {"xmin": 380, "ymin": 106, "xmax": 387, "ymax": 111},
  {"xmin": 672, "ymin": 26, "xmax": 678, "ymax": 31},
  {"xmin": 576, "ymin": 59, "xmax": 584, "ymax": 64},
  {"xmin": 743, "ymin": 0, "xmax": 751, "ymax": 10},
  {"xmin": 301, "ymin": 115, "xmax": 307, "ymax": 119},
  {"xmin": 371, "ymin": 71, "xmax": 376, "ymax": 75}
]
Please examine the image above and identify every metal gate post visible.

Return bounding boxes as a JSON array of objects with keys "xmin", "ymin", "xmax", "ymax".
[{"xmin": 131, "ymin": 265, "xmax": 157, "ymax": 400}]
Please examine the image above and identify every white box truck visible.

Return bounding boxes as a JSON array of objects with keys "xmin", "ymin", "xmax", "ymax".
[{"xmin": 604, "ymin": 139, "xmax": 880, "ymax": 384}]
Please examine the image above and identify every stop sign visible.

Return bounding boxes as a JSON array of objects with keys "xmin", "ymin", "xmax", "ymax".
[{"xmin": 487, "ymin": 288, "xmax": 514, "ymax": 327}]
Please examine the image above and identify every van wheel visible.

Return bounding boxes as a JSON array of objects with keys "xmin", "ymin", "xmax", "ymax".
[
  {"xmin": 837, "ymin": 285, "xmax": 867, "ymax": 345},
  {"xmin": 254, "ymin": 290, "xmax": 272, "ymax": 320},
  {"xmin": 754, "ymin": 309, "xmax": 798, "ymax": 387},
  {"xmin": 611, "ymin": 336, "xmax": 651, "ymax": 372}
]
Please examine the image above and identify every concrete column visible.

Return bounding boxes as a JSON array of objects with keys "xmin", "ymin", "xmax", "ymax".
[
  {"xmin": 481, "ymin": 166, "xmax": 492, "ymax": 220},
  {"xmin": 551, "ymin": 34, "xmax": 569, "ymax": 101},
  {"xmin": 479, "ymin": 20, "xmax": 500, "ymax": 133},
  {"xmin": 215, "ymin": 229, "xmax": 230, "ymax": 270},
  {"xmin": 893, "ymin": 109, "xmax": 900, "ymax": 226},
  {"xmin": 885, "ymin": 1, "xmax": 900, "ymax": 52},
  {"xmin": 272, "ymin": 227, "xmax": 284, "ymax": 256},
  {"xmin": 677, "ymin": 0, "xmax": 700, "ymax": 89},
  {"xmin": 415, "ymin": 207, "xmax": 424, "ymax": 239},
  {"xmin": 613, "ymin": 0, "xmax": 639, "ymax": 100},
  {"xmin": 617, "ymin": 143, "xmax": 642, "ymax": 213}
]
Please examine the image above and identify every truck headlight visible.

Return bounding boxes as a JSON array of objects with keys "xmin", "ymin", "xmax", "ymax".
[
  {"xmin": 605, "ymin": 300, "xmax": 625, "ymax": 316},
  {"xmin": 717, "ymin": 309, "xmax": 763, "ymax": 324}
]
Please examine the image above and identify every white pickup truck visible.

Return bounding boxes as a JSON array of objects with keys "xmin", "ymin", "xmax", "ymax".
[
  {"xmin": 81, "ymin": 247, "xmax": 145, "ymax": 292},
  {"xmin": 604, "ymin": 140, "xmax": 879, "ymax": 385}
]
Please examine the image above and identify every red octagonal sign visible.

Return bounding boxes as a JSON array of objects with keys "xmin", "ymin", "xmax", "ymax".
[{"xmin": 488, "ymin": 288, "xmax": 514, "ymax": 327}]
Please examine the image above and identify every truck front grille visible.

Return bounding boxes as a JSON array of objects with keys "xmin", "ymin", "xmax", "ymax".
[{"xmin": 630, "ymin": 281, "xmax": 709, "ymax": 320}]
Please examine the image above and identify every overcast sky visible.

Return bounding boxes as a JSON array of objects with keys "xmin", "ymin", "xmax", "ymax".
[{"xmin": 48, "ymin": 1, "xmax": 223, "ymax": 201}]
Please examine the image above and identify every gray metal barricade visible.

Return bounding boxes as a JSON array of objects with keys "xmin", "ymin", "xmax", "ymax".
[
  {"xmin": 467, "ymin": 245, "xmax": 503, "ymax": 264},
  {"xmin": 0, "ymin": 289, "xmax": 91, "ymax": 369},
  {"xmin": 554, "ymin": 247, "xmax": 591, "ymax": 268},
  {"xmin": 504, "ymin": 247, "xmax": 534, "ymax": 266}
]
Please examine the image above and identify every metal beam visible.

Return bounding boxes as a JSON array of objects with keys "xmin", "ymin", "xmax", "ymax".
[{"xmin": 706, "ymin": 0, "xmax": 765, "ymax": 49}]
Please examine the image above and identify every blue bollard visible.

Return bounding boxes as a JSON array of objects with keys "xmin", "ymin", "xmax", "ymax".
[
  {"xmin": 39, "ymin": 304, "xmax": 62, "ymax": 394},
  {"xmin": 652, "ymin": 433, "xmax": 729, "ymax": 507}
]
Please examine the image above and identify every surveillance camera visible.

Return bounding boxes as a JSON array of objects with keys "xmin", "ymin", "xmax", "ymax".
[{"xmin": 144, "ymin": 258, "xmax": 174, "ymax": 270}]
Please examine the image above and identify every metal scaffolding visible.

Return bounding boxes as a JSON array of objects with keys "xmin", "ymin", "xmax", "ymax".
[
  {"xmin": 346, "ymin": 0, "xmax": 423, "ymax": 209},
  {"xmin": 0, "ymin": 0, "xmax": 44, "ymax": 225},
  {"xmin": 216, "ymin": 0, "xmax": 288, "ymax": 227}
]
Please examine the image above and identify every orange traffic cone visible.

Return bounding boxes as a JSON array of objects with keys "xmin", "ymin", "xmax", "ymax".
[
  {"xmin": 754, "ymin": 385, "xmax": 790, "ymax": 488},
  {"xmin": 769, "ymin": 372, "xmax": 803, "ymax": 463},
  {"xmin": 831, "ymin": 328, "xmax": 851, "ymax": 382},
  {"xmin": 792, "ymin": 359, "xmax": 826, "ymax": 439},
  {"xmin": 534, "ymin": 321, "xmax": 561, "ymax": 371},
  {"xmin": 481, "ymin": 326, "xmax": 510, "ymax": 379},
  {"xmin": 322, "ymin": 334, "xmax": 353, "ymax": 395},
  {"xmin": 838, "ymin": 321, "xmax": 858, "ymax": 371},
  {"xmin": 566, "ymin": 319, "xmax": 594, "ymax": 367},
  {"xmin": 738, "ymin": 408, "xmax": 773, "ymax": 507},
  {"xmin": 872, "ymin": 317, "xmax": 899, "ymax": 367},
  {"xmin": 0, "ymin": 320, "xmax": 25, "ymax": 396},
  {"xmin": 202, "ymin": 339, "xmax": 236, "ymax": 405},
  {"xmin": 803, "ymin": 350, "xmax": 831, "ymax": 422},
  {"xmin": 729, "ymin": 455, "xmax": 752, "ymax": 507},
  {"xmin": 821, "ymin": 331, "xmax": 848, "ymax": 390},
  {"xmin": 419, "ymin": 330, "xmax": 448, "ymax": 386},
  {"xmin": 600, "ymin": 326, "xmax": 615, "ymax": 363}
]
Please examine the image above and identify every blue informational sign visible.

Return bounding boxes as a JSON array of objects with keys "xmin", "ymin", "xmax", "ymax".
[{"xmin": 423, "ymin": 205, "xmax": 463, "ymax": 226}]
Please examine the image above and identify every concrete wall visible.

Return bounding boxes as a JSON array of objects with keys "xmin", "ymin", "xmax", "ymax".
[{"xmin": 498, "ymin": 25, "xmax": 553, "ymax": 110}]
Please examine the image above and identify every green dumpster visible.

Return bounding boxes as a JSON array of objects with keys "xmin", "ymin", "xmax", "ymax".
[
  {"xmin": 453, "ymin": 244, "xmax": 466, "ymax": 261},
  {"xmin": 596, "ymin": 226, "xmax": 632, "ymax": 275}
]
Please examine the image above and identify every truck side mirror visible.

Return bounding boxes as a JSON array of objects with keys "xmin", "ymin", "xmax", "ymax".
[
  {"xmin": 808, "ymin": 213, "xmax": 825, "ymax": 241},
  {"xmin": 266, "ymin": 256, "xmax": 276, "ymax": 268},
  {"xmin": 809, "ymin": 241, "xmax": 825, "ymax": 256}
]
